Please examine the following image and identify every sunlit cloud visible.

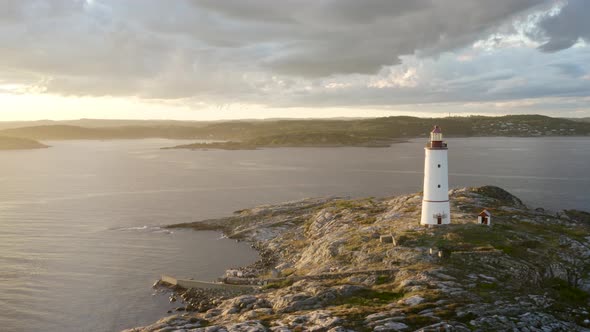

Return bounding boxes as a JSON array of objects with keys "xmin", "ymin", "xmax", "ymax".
[{"xmin": 0, "ymin": 0, "xmax": 589, "ymax": 120}]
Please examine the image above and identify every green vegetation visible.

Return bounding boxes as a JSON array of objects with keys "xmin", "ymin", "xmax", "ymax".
[
  {"xmin": 400, "ymin": 216, "xmax": 590, "ymax": 260},
  {"xmin": 564, "ymin": 210, "xmax": 590, "ymax": 224},
  {"xmin": 261, "ymin": 279, "xmax": 294, "ymax": 290},
  {"xmin": 474, "ymin": 282, "xmax": 499, "ymax": 301},
  {"xmin": 163, "ymin": 141, "xmax": 259, "ymax": 150},
  {"xmin": 396, "ymin": 213, "xmax": 590, "ymax": 295},
  {"xmin": 544, "ymin": 278, "xmax": 590, "ymax": 306},
  {"xmin": 375, "ymin": 275, "xmax": 391, "ymax": 285},
  {"xmin": 248, "ymin": 132, "xmax": 392, "ymax": 147},
  {"xmin": 473, "ymin": 186, "xmax": 524, "ymax": 206},
  {"xmin": 165, "ymin": 132, "xmax": 396, "ymax": 150},
  {"xmin": 1, "ymin": 115, "xmax": 588, "ymax": 149},
  {"xmin": 331, "ymin": 198, "xmax": 385, "ymax": 214},
  {"xmin": 331, "ymin": 289, "xmax": 403, "ymax": 307},
  {"xmin": 160, "ymin": 185, "xmax": 590, "ymax": 331}
]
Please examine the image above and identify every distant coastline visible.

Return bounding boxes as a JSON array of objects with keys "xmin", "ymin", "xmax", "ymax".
[
  {"xmin": 162, "ymin": 133, "xmax": 398, "ymax": 150},
  {"xmin": 0, "ymin": 136, "xmax": 49, "ymax": 150},
  {"xmin": 0, "ymin": 115, "xmax": 589, "ymax": 150}
]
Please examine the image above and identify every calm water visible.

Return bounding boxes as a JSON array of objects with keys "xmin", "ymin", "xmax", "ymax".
[{"xmin": 0, "ymin": 137, "xmax": 588, "ymax": 332}]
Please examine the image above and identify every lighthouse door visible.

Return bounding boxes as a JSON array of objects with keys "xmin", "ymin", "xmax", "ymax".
[{"xmin": 437, "ymin": 216, "xmax": 442, "ymax": 224}]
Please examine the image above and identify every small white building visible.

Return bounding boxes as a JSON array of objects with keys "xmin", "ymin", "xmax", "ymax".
[{"xmin": 477, "ymin": 209, "xmax": 492, "ymax": 226}]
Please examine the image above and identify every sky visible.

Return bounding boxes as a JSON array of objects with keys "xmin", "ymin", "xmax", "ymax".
[{"xmin": 0, "ymin": 0, "xmax": 589, "ymax": 121}]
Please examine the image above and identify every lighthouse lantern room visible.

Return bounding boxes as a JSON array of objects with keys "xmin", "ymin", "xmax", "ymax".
[{"xmin": 420, "ymin": 125, "xmax": 451, "ymax": 226}]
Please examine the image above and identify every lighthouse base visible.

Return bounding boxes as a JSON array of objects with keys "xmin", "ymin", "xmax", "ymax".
[{"xmin": 420, "ymin": 201, "xmax": 451, "ymax": 226}]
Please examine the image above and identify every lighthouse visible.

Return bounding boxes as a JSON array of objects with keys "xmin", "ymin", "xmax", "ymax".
[{"xmin": 420, "ymin": 125, "xmax": 451, "ymax": 226}]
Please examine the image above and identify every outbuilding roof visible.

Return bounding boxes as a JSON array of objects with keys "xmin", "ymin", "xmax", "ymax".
[{"xmin": 479, "ymin": 209, "xmax": 491, "ymax": 216}]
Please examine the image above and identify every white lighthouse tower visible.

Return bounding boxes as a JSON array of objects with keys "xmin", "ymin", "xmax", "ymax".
[{"xmin": 420, "ymin": 125, "xmax": 451, "ymax": 226}]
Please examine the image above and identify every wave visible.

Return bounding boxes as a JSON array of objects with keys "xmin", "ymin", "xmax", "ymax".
[{"xmin": 109, "ymin": 225, "xmax": 173, "ymax": 234}]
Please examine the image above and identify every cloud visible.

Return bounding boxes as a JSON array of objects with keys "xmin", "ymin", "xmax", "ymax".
[
  {"xmin": 369, "ymin": 67, "xmax": 420, "ymax": 89},
  {"xmin": 550, "ymin": 63, "xmax": 586, "ymax": 78},
  {"xmin": 0, "ymin": 0, "xmax": 86, "ymax": 23},
  {"xmin": 536, "ymin": 0, "xmax": 590, "ymax": 52},
  {"xmin": 0, "ymin": 0, "xmax": 588, "ymax": 115}
]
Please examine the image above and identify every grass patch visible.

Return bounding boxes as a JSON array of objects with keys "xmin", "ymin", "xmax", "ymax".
[
  {"xmin": 473, "ymin": 282, "xmax": 499, "ymax": 301},
  {"xmin": 476, "ymin": 282, "xmax": 498, "ymax": 291},
  {"xmin": 564, "ymin": 210, "xmax": 590, "ymax": 224},
  {"xmin": 399, "ymin": 224, "xmax": 512, "ymax": 251},
  {"xmin": 262, "ymin": 278, "xmax": 294, "ymax": 290},
  {"xmin": 330, "ymin": 198, "xmax": 387, "ymax": 216},
  {"xmin": 405, "ymin": 314, "xmax": 438, "ymax": 327},
  {"xmin": 332, "ymin": 289, "xmax": 403, "ymax": 307},
  {"xmin": 512, "ymin": 220, "xmax": 589, "ymax": 242},
  {"xmin": 375, "ymin": 275, "xmax": 391, "ymax": 285},
  {"xmin": 544, "ymin": 278, "xmax": 590, "ymax": 306}
]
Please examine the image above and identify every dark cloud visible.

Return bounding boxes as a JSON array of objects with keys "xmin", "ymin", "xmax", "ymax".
[
  {"xmin": 194, "ymin": 0, "xmax": 548, "ymax": 77},
  {"xmin": 537, "ymin": 0, "xmax": 590, "ymax": 52},
  {"xmin": 0, "ymin": 0, "xmax": 588, "ymax": 110}
]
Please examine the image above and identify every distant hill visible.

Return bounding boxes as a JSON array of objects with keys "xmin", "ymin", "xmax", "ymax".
[
  {"xmin": 567, "ymin": 117, "xmax": 590, "ymax": 123},
  {"xmin": 0, "ymin": 125, "xmax": 208, "ymax": 140},
  {"xmin": 0, "ymin": 119, "xmax": 212, "ymax": 130},
  {"xmin": 1, "ymin": 115, "xmax": 589, "ymax": 145},
  {"xmin": 0, "ymin": 136, "xmax": 49, "ymax": 150}
]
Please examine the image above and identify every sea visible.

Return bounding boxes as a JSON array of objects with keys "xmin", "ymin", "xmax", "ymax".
[{"xmin": 0, "ymin": 137, "xmax": 588, "ymax": 332}]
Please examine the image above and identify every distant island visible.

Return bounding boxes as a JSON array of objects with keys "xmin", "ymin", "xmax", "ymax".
[
  {"xmin": 0, "ymin": 115, "xmax": 589, "ymax": 150},
  {"xmin": 0, "ymin": 136, "xmax": 49, "ymax": 150},
  {"xmin": 126, "ymin": 186, "xmax": 590, "ymax": 331},
  {"xmin": 163, "ymin": 133, "xmax": 397, "ymax": 150}
]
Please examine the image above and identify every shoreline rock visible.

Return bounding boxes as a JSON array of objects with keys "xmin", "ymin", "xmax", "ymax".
[{"xmin": 125, "ymin": 186, "xmax": 590, "ymax": 332}]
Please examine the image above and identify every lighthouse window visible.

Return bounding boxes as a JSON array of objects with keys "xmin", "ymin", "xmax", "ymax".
[
  {"xmin": 437, "ymin": 164, "xmax": 441, "ymax": 168},
  {"xmin": 438, "ymin": 185, "xmax": 441, "ymax": 188}
]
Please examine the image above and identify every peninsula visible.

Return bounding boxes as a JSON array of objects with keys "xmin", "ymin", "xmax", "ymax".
[
  {"xmin": 0, "ymin": 136, "xmax": 49, "ymax": 150},
  {"xmin": 162, "ymin": 133, "xmax": 396, "ymax": 150},
  {"xmin": 126, "ymin": 186, "xmax": 590, "ymax": 331}
]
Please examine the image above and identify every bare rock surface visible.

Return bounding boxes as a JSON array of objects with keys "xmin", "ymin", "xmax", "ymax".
[{"xmin": 125, "ymin": 186, "xmax": 590, "ymax": 332}]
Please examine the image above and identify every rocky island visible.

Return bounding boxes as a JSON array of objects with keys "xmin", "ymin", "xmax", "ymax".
[
  {"xmin": 0, "ymin": 136, "xmax": 49, "ymax": 150},
  {"xmin": 125, "ymin": 186, "xmax": 590, "ymax": 332}
]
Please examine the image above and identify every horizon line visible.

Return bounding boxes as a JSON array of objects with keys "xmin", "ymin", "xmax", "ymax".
[{"xmin": 0, "ymin": 113, "xmax": 584, "ymax": 123}]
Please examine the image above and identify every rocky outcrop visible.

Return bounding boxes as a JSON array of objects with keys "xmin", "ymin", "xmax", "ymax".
[{"xmin": 126, "ymin": 186, "xmax": 590, "ymax": 332}]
